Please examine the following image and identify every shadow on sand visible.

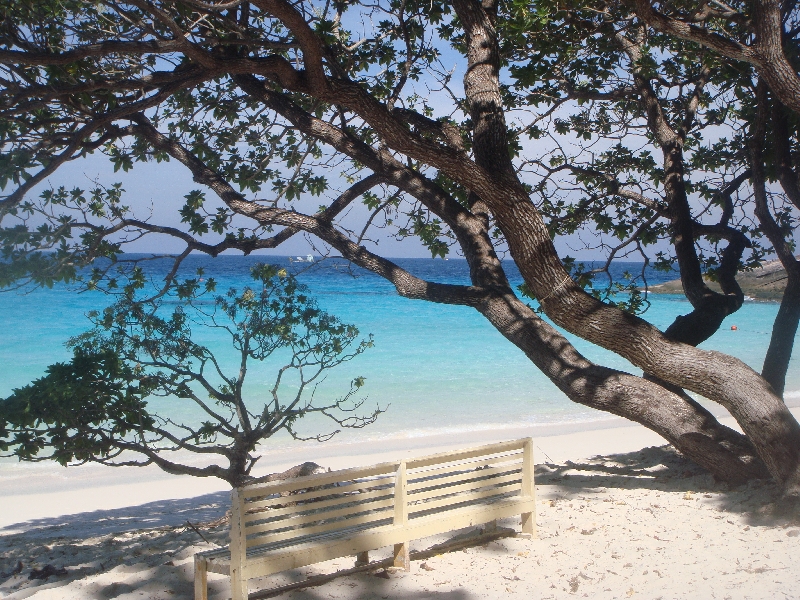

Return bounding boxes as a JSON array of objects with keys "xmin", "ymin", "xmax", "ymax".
[
  {"xmin": 1, "ymin": 490, "xmax": 231, "ymax": 539},
  {"xmin": 1, "ymin": 445, "xmax": 793, "ymax": 599},
  {"xmin": 535, "ymin": 444, "xmax": 789, "ymax": 525}
]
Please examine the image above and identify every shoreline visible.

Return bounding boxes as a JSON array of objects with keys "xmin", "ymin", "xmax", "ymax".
[
  {"xmin": 642, "ymin": 256, "xmax": 794, "ymax": 301},
  {"xmin": 5, "ymin": 407, "xmax": 798, "ymax": 535},
  {"xmin": 3, "ymin": 411, "xmax": 800, "ymax": 599},
  {"xmin": 0, "ymin": 415, "xmax": 666, "ymax": 534}
]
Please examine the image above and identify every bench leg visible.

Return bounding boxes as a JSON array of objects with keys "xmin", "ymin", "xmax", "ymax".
[
  {"xmin": 194, "ymin": 556, "xmax": 208, "ymax": 600},
  {"xmin": 521, "ymin": 511, "xmax": 536, "ymax": 538},
  {"xmin": 393, "ymin": 542, "xmax": 410, "ymax": 571},
  {"xmin": 231, "ymin": 566, "xmax": 248, "ymax": 600},
  {"xmin": 355, "ymin": 551, "xmax": 370, "ymax": 567}
]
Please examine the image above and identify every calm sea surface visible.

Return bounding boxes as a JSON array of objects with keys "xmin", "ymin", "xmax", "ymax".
[{"xmin": 1, "ymin": 256, "xmax": 798, "ymax": 450}]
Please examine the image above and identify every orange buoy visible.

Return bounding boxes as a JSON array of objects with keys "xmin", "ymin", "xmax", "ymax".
[{"xmin": 731, "ymin": 325, "xmax": 738, "ymax": 331}]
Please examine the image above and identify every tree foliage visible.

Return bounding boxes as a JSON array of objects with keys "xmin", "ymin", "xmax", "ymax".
[
  {"xmin": 0, "ymin": 264, "xmax": 378, "ymax": 486},
  {"xmin": 1, "ymin": 0, "xmax": 799, "ymax": 493}
]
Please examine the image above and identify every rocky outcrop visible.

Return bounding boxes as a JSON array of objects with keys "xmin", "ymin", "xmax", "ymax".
[{"xmin": 647, "ymin": 258, "xmax": 794, "ymax": 301}]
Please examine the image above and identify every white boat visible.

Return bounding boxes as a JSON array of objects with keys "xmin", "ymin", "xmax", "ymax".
[{"xmin": 289, "ymin": 254, "xmax": 315, "ymax": 263}]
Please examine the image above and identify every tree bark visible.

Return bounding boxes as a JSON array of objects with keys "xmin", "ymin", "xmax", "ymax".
[
  {"xmin": 772, "ymin": 103, "xmax": 800, "ymax": 212},
  {"xmin": 633, "ymin": 0, "xmax": 800, "ymax": 117},
  {"xmin": 763, "ymin": 269, "xmax": 800, "ymax": 396},
  {"xmin": 750, "ymin": 83, "xmax": 800, "ymax": 396},
  {"xmin": 476, "ymin": 291, "xmax": 768, "ymax": 484},
  {"xmin": 451, "ymin": 0, "xmax": 800, "ymax": 493}
]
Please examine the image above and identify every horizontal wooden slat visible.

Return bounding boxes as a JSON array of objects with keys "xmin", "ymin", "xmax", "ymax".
[
  {"xmin": 405, "ymin": 438, "xmax": 527, "ymax": 470},
  {"xmin": 407, "ymin": 451, "xmax": 523, "ymax": 482},
  {"xmin": 246, "ymin": 497, "xmax": 395, "ymax": 535},
  {"xmin": 197, "ymin": 436, "xmax": 536, "ymax": 600},
  {"xmin": 245, "ymin": 486, "xmax": 395, "ymax": 523},
  {"xmin": 244, "ymin": 475, "xmax": 395, "ymax": 511},
  {"xmin": 246, "ymin": 508, "xmax": 394, "ymax": 548},
  {"xmin": 407, "ymin": 463, "xmax": 521, "ymax": 494},
  {"xmin": 408, "ymin": 479, "xmax": 519, "ymax": 515},
  {"xmin": 409, "ymin": 472, "xmax": 520, "ymax": 505},
  {"xmin": 241, "ymin": 439, "xmax": 526, "ymax": 498},
  {"xmin": 240, "ymin": 461, "xmax": 399, "ymax": 498},
  {"xmin": 244, "ymin": 522, "xmax": 401, "ymax": 577},
  {"xmin": 203, "ymin": 494, "xmax": 537, "ymax": 579},
  {"xmin": 243, "ymin": 496, "xmax": 535, "ymax": 579}
]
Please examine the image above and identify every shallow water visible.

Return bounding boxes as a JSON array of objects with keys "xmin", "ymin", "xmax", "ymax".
[{"xmin": 1, "ymin": 255, "xmax": 798, "ymax": 450}]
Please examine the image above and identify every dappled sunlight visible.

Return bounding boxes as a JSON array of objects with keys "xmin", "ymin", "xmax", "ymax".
[{"xmin": 3, "ymin": 446, "xmax": 799, "ymax": 599}]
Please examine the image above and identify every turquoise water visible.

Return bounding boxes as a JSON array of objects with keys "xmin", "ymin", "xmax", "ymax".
[{"xmin": 1, "ymin": 256, "xmax": 798, "ymax": 447}]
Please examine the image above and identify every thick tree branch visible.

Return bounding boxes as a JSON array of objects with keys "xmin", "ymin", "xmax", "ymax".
[
  {"xmin": 1, "ymin": 69, "xmax": 212, "ymax": 214},
  {"xmin": 750, "ymin": 81, "xmax": 800, "ymax": 395},
  {"xmin": 232, "ymin": 75, "xmax": 510, "ymax": 289},
  {"xmin": 612, "ymin": 24, "xmax": 745, "ymax": 344},
  {"xmin": 633, "ymin": 0, "xmax": 800, "ymax": 115},
  {"xmin": 128, "ymin": 112, "xmax": 493, "ymax": 307},
  {"xmin": 0, "ymin": 40, "xmax": 188, "ymax": 66},
  {"xmin": 249, "ymin": 0, "xmax": 331, "ymax": 92}
]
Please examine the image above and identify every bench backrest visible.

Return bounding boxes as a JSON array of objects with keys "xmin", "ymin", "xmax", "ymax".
[
  {"xmin": 231, "ymin": 438, "xmax": 533, "ymax": 558},
  {"xmin": 404, "ymin": 437, "xmax": 533, "ymax": 523}
]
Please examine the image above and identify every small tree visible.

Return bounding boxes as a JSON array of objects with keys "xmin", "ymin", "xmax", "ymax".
[{"xmin": 0, "ymin": 264, "xmax": 379, "ymax": 487}]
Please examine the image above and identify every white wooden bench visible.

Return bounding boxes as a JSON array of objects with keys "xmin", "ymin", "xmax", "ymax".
[{"xmin": 194, "ymin": 437, "xmax": 536, "ymax": 600}]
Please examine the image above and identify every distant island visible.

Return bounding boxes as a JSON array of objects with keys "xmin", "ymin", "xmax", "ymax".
[{"xmin": 646, "ymin": 258, "xmax": 793, "ymax": 301}]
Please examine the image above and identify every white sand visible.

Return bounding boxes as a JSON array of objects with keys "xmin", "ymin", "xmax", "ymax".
[
  {"xmin": 2, "ymin": 414, "xmax": 800, "ymax": 599},
  {"xmin": 0, "ymin": 414, "xmax": 663, "ymax": 532}
]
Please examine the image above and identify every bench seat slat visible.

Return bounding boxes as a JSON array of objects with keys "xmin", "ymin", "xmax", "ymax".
[
  {"xmin": 197, "ymin": 520, "xmax": 397, "ymax": 575},
  {"xmin": 195, "ymin": 552, "xmax": 231, "ymax": 576},
  {"xmin": 244, "ymin": 495, "xmax": 535, "ymax": 579}
]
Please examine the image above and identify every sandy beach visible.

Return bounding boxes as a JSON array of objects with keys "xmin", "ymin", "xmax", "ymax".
[{"xmin": 2, "ymin": 413, "xmax": 800, "ymax": 600}]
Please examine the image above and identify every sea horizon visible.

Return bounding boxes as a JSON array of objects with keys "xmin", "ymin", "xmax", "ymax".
[{"xmin": 1, "ymin": 254, "xmax": 798, "ymax": 458}]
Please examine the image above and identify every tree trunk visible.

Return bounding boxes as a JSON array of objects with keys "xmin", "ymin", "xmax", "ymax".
[
  {"xmin": 751, "ymin": 82, "xmax": 800, "ymax": 397},
  {"xmin": 492, "ymin": 184, "xmax": 800, "ymax": 494},
  {"xmin": 452, "ymin": 0, "xmax": 800, "ymax": 493},
  {"xmin": 763, "ymin": 267, "xmax": 800, "ymax": 396},
  {"xmin": 476, "ymin": 291, "xmax": 769, "ymax": 484},
  {"xmin": 619, "ymin": 32, "xmax": 746, "ymax": 348},
  {"xmin": 760, "ymin": 99, "xmax": 800, "ymax": 395}
]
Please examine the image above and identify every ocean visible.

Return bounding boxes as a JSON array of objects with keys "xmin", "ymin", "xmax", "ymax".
[{"xmin": 1, "ymin": 255, "xmax": 798, "ymax": 453}]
